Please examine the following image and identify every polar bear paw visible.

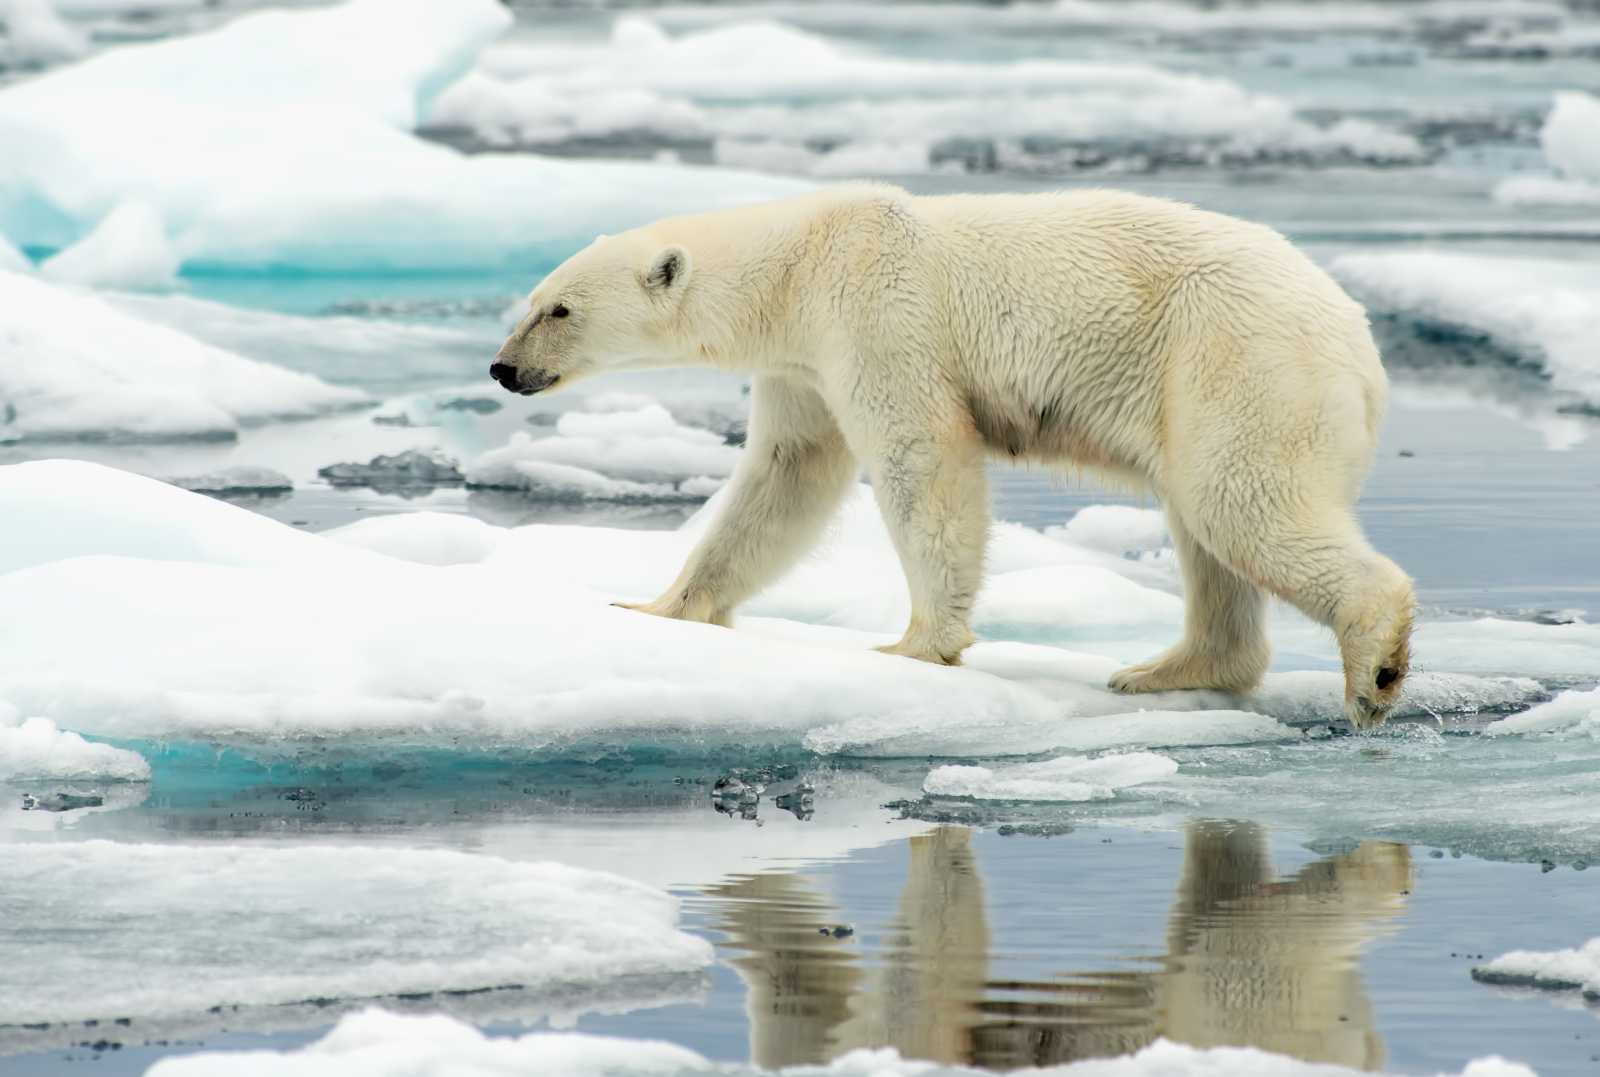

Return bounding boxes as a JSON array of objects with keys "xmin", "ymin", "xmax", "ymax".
[
  {"xmin": 611, "ymin": 594, "xmax": 730, "ymax": 628},
  {"xmin": 1108, "ymin": 644, "xmax": 1266, "ymax": 696}
]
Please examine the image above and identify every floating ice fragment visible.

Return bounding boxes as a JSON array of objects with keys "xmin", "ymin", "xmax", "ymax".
[
  {"xmin": 1472, "ymin": 937, "xmax": 1600, "ymax": 999},
  {"xmin": 1486, "ymin": 687, "xmax": 1600, "ymax": 737},
  {"xmin": 1494, "ymin": 91, "xmax": 1600, "ymax": 206},
  {"xmin": 0, "ymin": 716, "xmax": 149, "ymax": 782},
  {"xmin": 140, "ymin": 1008, "xmax": 1539, "ymax": 1077},
  {"xmin": 1331, "ymin": 251, "xmax": 1600, "ymax": 413},
  {"xmin": 167, "ymin": 466, "xmax": 294, "ymax": 498},
  {"xmin": 0, "ymin": 0, "xmax": 86, "ymax": 66},
  {"xmin": 0, "ymin": 272, "xmax": 367, "ymax": 441},
  {"xmin": 0, "ymin": 0, "xmax": 806, "ymax": 272},
  {"xmin": 924, "ymin": 751, "xmax": 1178, "ymax": 802},
  {"xmin": 463, "ymin": 406, "xmax": 739, "ymax": 501},
  {"xmin": 0, "ymin": 843, "xmax": 712, "ymax": 1049},
  {"xmin": 319, "ymin": 449, "xmax": 465, "ymax": 492}
]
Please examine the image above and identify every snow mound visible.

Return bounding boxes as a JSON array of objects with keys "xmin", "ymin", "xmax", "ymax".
[
  {"xmin": 1473, "ymin": 937, "xmax": 1600, "ymax": 998},
  {"xmin": 0, "ymin": 842, "xmax": 712, "ymax": 1035},
  {"xmin": 924, "ymin": 751, "xmax": 1177, "ymax": 802},
  {"xmin": 1495, "ymin": 92, "xmax": 1600, "ymax": 206},
  {"xmin": 0, "ymin": 0, "xmax": 805, "ymax": 272},
  {"xmin": 328, "ymin": 512, "xmax": 503, "ymax": 567},
  {"xmin": 1487, "ymin": 687, "xmax": 1600, "ymax": 737},
  {"xmin": 0, "ymin": 272, "xmax": 367, "ymax": 441},
  {"xmin": 38, "ymin": 200, "xmax": 178, "ymax": 290},
  {"xmin": 438, "ymin": 14, "xmax": 1419, "ymax": 172},
  {"xmin": 143, "ymin": 1009, "xmax": 1537, "ymax": 1077},
  {"xmin": 0, "ymin": 714, "xmax": 149, "ymax": 781},
  {"xmin": 464, "ymin": 404, "xmax": 738, "ymax": 501},
  {"xmin": 1330, "ymin": 252, "xmax": 1600, "ymax": 411}
]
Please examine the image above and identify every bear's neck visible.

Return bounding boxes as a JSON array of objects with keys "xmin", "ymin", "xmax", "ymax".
[{"xmin": 664, "ymin": 222, "xmax": 814, "ymax": 376}]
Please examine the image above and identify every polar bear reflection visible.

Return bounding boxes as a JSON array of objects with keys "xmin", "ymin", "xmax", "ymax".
[{"xmin": 709, "ymin": 822, "xmax": 1411, "ymax": 1070}]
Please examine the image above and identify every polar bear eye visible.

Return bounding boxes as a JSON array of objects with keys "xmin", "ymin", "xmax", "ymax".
[{"xmin": 551, "ymin": 304, "xmax": 570, "ymax": 319}]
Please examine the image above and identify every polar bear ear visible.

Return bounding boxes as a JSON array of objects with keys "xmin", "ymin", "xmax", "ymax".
[{"xmin": 643, "ymin": 246, "xmax": 690, "ymax": 292}]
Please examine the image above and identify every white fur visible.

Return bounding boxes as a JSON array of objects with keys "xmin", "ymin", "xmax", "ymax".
[{"xmin": 495, "ymin": 185, "xmax": 1416, "ymax": 727}]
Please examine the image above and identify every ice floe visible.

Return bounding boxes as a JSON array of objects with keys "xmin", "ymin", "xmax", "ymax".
[
  {"xmin": 1331, "ymin": 251, "xmax": 1600, "ymax": 413},
  {"xmin": 319, "ymin": 448, "xmax": 465, "ymax": 493},
  {"xmin": 0, "ymin": 711, "xmax": 149, "ymax": 781},
  {"xmin": 0, "ymin": 461, "xmax": 1578, "ymax": 768},
  {"xmin": 1486, "ymin": 687, "xmax": 1600, "ymax": 737},
  {"xmin": 1495, "ymin": 91, "xmax": 1600, "ymax": 206},
  {"xmin": 166, "ymin": 466, "xmax": 294, "ymax": 498},
  {"xmin": 438, "ymin": 14, "xmax": 1420, "ymax": 173},
  {"xmin": 37, "ymin": 199, "xmax": 177, "ymax": 289},
  {"xmin": 924, "ymin": 751, "xmax": 1178, "ymax": 802},
  {"xmin": 0, "ymin": 0, "xmax": 805, "ymax": 272},
  {"xmin": 463, "ymin": 404, "xmax": 738, "ymax": 501},
  {"xmin": 0, "ymin": 0, "xmax": 85, "ymax": 66},
  {"xmin": 0, "ymin": 272, "xmax": 367, "ymax": 441},
  {"xmin": 141, "ymin": 1008, "xmax": 1537, "ymax": 1077},
  {"xmin": 1473, "ymin": 937, "xmax": 1600, "ymax": 999},
  {"xmin": 0, "ymin": 842, "xmax": 712, "ymax": 1050}
]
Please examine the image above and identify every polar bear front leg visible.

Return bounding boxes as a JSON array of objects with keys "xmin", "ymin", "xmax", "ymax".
[
  {"xmin": 867, "ymin": 431, "xmax": 987, "ymax": 666},
  {"xmin": 615, "ymin": 375, "xmax": 857, "ymax": 626}
]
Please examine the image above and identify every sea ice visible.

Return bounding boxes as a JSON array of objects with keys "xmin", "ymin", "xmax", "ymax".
[
  {"xmin": 1486, "ymin": 687, "xmax": 1600, "ymax": 737},
  {"xmin": 1473, "ymin": 937, "xmax": 1600, "ymax": 998},
  {"xmin": 1331, "ymin": 251, "xmax": 1600, "ymax": 412},
  {"xmin": 0, "ymin": 462, "xmax": 1582, "ymax": 764},
  {"xmin": 0, "ymin": 0, "xmax": 85, "ymax": 66},
  {"xmin": 166, "ymin": 466, "xmax": 294, "ymax": 497},
  {"xmin": 0, "ymin": 842, "xmax": 712, "ymax": 1047},
  {"xmin": 0, "ymin": 271, "xmax": 367, "ymax": 441},
  {"xmin": 0, "ymin": 0, "xmax": 805, "ymax": 272},
  {"xmin": 319, "ymin": 448, "xmax": 465, "ymax": 492},
  {"xmin": 924, "ymin": 751, "xmax": 1178, "ymax": 802},
  {"xmin": 1494, "ymin": 91, "xmax": 1600, "ymax": 206},
  {"xmin": 142, "ymin": 1008, "xmax": 1537, "ymax": 1077},
  {"xmin": 0, "ymin": 713, "xmax": 149, "ymax": 781},
  {"xmin": 440, "ymin": 14, "xmax": 1420, "ymax": 171},
  {"xmin": 0, "ymin": 232, "xmax": 27, "ymax": 271},
  {"xmin": 463, "ymin": 404, "xmax": 738, "ymax": 501},
  {"xmin": 37, "ymin": 199, "xmax": 178, "ymax": 289}
]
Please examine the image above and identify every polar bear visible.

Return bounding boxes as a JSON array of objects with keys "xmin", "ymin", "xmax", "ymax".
[{"xmin": 490, "ymin": 185, "xmax": 1414, "ymax": 728}]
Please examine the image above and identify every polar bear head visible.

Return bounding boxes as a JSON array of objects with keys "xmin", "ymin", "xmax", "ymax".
[{"xmin": 490, "ymin": 231, "xmax": 693, "ymax": 395}]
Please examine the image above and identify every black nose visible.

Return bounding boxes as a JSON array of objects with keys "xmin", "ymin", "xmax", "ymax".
[{"xmin": 489, "ymin": 362, "xmax": 518, "ymax": 390}]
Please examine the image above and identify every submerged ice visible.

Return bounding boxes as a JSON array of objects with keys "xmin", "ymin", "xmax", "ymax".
[{"xmin": 0, "ymin": 842, "xmax": 711, "ymax": 1048}]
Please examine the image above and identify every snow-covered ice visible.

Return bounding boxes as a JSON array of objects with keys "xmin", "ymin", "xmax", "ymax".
[
  {"xmin": 1495, "ymin": 92, "xmax": 1600, "ymax": 206},
  {"xmin": 924, "ymin": 751, "xmax": 1178, "ymax": 802},
  {"xmin": 0, "ymin": 272, "xmax": 367, "ymax": 441},
  {"xmin": 464, "ymin": 404, "xmax": 738, "ymax": 501},
  {"xmin": 37, "ymin": 199, "xmax": 177, "ymax": 289},
  {"xmin": 1473, "ymin": 937, "xmax": 1600, "ymax": 998},
  {"xmin": 437, "ymin": 14, "xmax": 1420, "ymax": 173},
  {"xmin": 0, "ymin": 842, "xmax": 712, "ymax": 1048},
  {"xmin": 1331, "ymin": 252, "xmax": 1600, "ymax": 412},
  {"xmin": 0, "ymin": 0, "xmax": 86, "ymax": 66},
  {"xmin": 1487, "ymin": 687, "xmax": 1600, "ymax": 737},
  {"xmin": 142, "ymin": 1008, "xmax": 1537, "ymax": 1077},
  {"xmin": 0, "ymin": 0, "xmax": 805, "ymax": 272},
  {"xmin": 167, "ymin": 466, "xmax": 294, "ymax": 497},
  {"xmin": 0, "ymin": 711, "xmax": 149, "ymax": 781},
  {"xmin": 0, "ymin": 461, "xmax": 1577, "ymax": 769}
]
